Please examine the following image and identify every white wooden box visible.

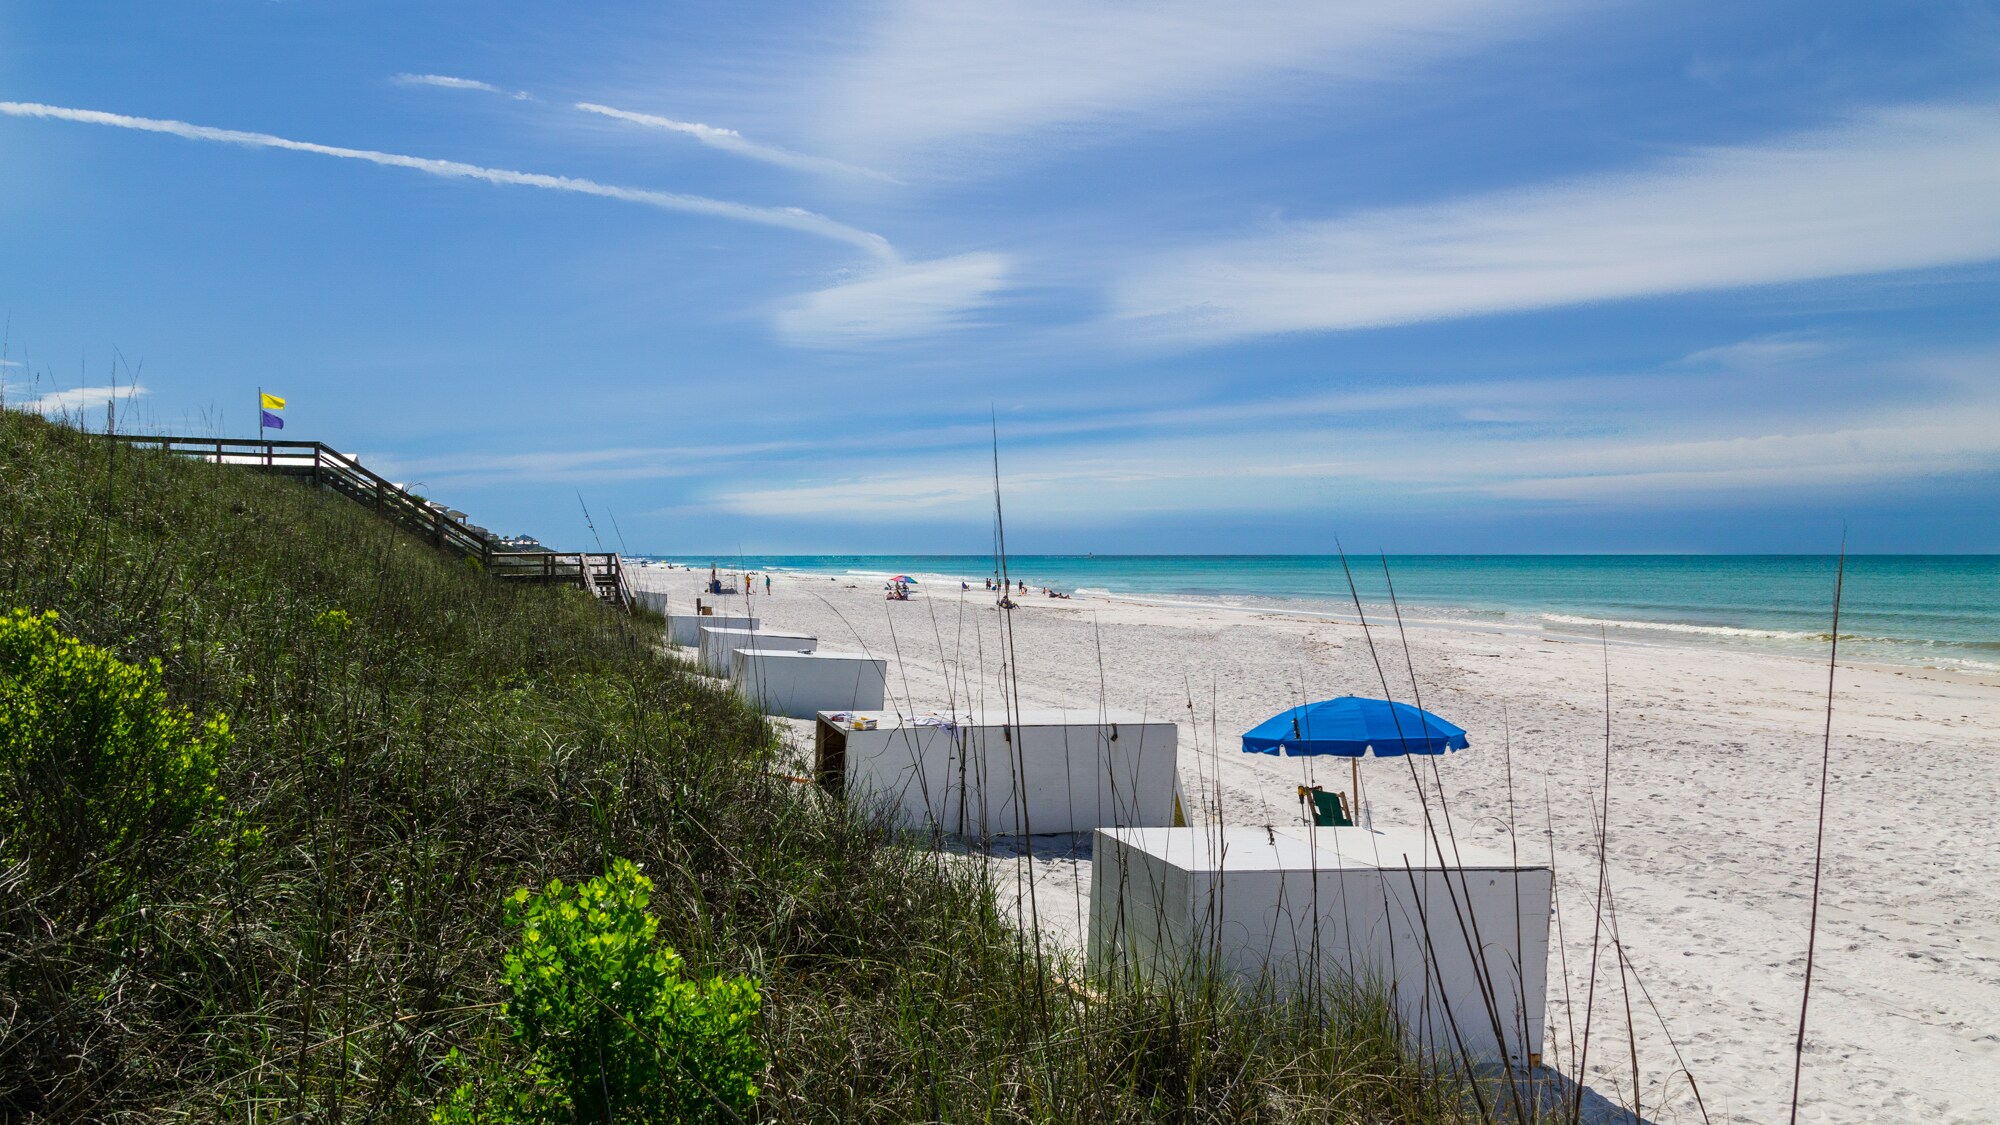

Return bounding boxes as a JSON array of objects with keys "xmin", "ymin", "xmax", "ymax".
[
  {"xmin": 813, "ymin": 708, "xmax": 1178, "ymax": 838},
  {"xmin": 733, "ymin": 650, "xmax": 887, "ymax": 719},
  {"xmin": 697, "ymin": 626, "xmax": 815, "ymax": 675},
  {"xmin": 1090, "ymin": 825, "xmax": 1551, "ymax": 1066},
  {"xmin": 666, "ymin": 612, "xmax": 757, "ymax": 648}
]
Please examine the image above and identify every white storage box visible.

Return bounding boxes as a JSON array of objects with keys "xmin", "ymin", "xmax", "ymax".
[
  {"xmin": 813, "ymin": 708, "xmax": 1178, "ymax": 838},
  {"xmin": 665, "ymin": 612, "xmax": 757, "ymax": 648},
  {"xmin": 733, "ymin": 650, "xmax": 887, "ymax": 719},
  {"xmin": 697, "ymin": 626, "xmax": 815, "ymax": 675},
  {"xmin": 1090, "ymin": 825, "xmax": 1551, "ymax": 1066}
]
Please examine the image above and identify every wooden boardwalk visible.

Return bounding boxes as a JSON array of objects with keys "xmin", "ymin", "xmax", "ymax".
[{"xmin": 104, "ymin": 434, "xmax": 634, "ymax": 611}]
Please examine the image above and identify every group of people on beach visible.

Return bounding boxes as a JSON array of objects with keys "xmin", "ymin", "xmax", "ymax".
[
  {"xmin": 982, "ymin": 576, "xmax": 1071, "ymax": 601},
  {"xmin": 706, "ymin": 565, "xmax": 771, "ymax": 596}
]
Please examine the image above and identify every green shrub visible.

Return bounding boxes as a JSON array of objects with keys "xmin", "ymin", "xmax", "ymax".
[
  {"xmin": 311, "ymin": 607, "xmax": 352, "ymax": 637},
  {"xmin": 438, "ymin": 858, "xmax": 763, "ymax": 1124},
  {"xmin": 0, "ymin": 607, "xmax": 243, "ymax": 904}
]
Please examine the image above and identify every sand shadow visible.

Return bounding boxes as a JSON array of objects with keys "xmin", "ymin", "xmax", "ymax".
[
  {"xmin": 932, "ymin": 830, "xmax": 1096, "ymax": 862},
  {"xmin": 1476, "ymin": 1063, "xmax": 1661, "ymax": 1125}
]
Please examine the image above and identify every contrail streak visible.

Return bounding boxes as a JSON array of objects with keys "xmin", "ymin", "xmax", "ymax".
[
  {"xmin": 0, "ymin": 100, "xmax": 898, "ymax": 261},
  {"xmin": 576, "ymin": 102, "xmax": 899, "ymax": 183}
]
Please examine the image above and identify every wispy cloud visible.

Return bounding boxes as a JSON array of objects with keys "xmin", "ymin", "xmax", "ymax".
[
  {"xmin": 775, "ymin": 252, "xmax": 1011, "ymax": 345},
  {"xmin": 576, "ymin": 102, "xmax": 895, "ymax": 183},
  {"xmin": 1675, "ymin": 333, "xmax": 1836, "ymax": 371},
  {"xmin": 1475, "ymin": 406, "xmax": 2000, "ymax": 499},
  {"xmin": 0, "ymin": 101, "xmax": 897, "ymax": 261},
  {"xmin": 13, "ymin": 384, "xmax": 146, "ymax": 417},
  {"xmin": 392, "ymin": 73, "xmax": 534, "ymax": 101},
  {"xmin": 1112, "ymin": 102, "xmax": 2000, "ymax": 344},
  {"xmin": 358, "ymin": 340, "xmax": 1998, "ymax": 518},
  {"xmin": 808, "ymin": 0, "xmax": 1562, "ymax": 167},
  {"xmin": 711, "ymin": 405, "xmax": 2000, "ymax": 519},
  {"xmin": 695, "ymin": 343, "xmax": 2000, "ymax": 519},
  {"xmin": 367, "ymin": 439, "xmax": 817, "ymax": 486}
]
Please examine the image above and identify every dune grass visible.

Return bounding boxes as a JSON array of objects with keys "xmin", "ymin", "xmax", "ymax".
[{"xmin": 0, "ymin": 409, "xmax": 1470, "ymax": 1123}]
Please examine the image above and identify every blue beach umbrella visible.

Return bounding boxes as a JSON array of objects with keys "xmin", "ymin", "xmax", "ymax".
[
  {"xmin": 1242, "ymin": 696, "xmax": 1469, "ymax": 756},
  {"xmin": 1243, "ymin": 696, "xmax": 1469, "ymax": 827}
]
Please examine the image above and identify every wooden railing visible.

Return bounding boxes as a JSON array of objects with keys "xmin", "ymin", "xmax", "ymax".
[
  {"xmin": 484, "ymin": 550, "xmax": 633, "ymax": 612},
  {"xmin": 103, "ymin": 434, "xmax": 632, "ymax": 611}
]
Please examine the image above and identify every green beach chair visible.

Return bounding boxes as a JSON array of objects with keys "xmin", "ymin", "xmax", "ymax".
[{"xmin": 1298, "ymin": 785, "xmax": 1354, "ymax": 828}]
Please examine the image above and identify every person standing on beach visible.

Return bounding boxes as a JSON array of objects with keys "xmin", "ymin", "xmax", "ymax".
[{"xmin": 765, "ymin": 574, "xmax": 771, "ymax": 594}]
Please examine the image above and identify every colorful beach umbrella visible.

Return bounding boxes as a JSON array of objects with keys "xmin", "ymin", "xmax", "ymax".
[{"xmin": 889, "ymin": 575, "xmax": 917, "ymax": 584}]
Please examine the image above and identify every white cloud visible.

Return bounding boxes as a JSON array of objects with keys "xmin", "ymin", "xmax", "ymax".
[
  {"xmin": 0, "ymin": 359, "xmax": 20, "ymax": 368},
  {"xmin": 14, "ymin": 384, "xmax": 146, "ymax": 417},
  {"xmin": 775, "ymin": 252, "xmax": 1011, "ymax": 345},
  {"xmin": 393, "ymin": 73, "xmax": 497, "ymax": 93},
  {"xmin": 372, "ymin": 439, "xmax": 815, "ymax": 485},
  {"xmin": 700, "ymin": 345, "xmax": 2000, "ymax": 519},
  {"xmin": 393, "ymin": 73, "xmax": 535, "ymax": 101},
  {"xmin": 360, "ymin": 341, "xmax": 1992, "ymax": 517},
  {"xmin": 1111, "ymin": 103, "xmax": 2000, "ymax": 344},
  {"xmin": 712, "ymin": 406, "xmax": 2000, "ymax": 520},
  {"xmin": 576, "ymin": 102, "xmax": 895, "ymax": 182},
  {"xmin": 1676, "ymin": 333, "xmax": 1835, "ymax": 370},
  {"xmin": 809, "ymin": 0, "xmax": 1558, "ymax": 165},
  {"xmin": 1477, "ymin": 408, "xmax": 2000, "ymax": 499},
  {"xmin": 0, "ymin": 101, "xmax": 896, "ymax": 261}
]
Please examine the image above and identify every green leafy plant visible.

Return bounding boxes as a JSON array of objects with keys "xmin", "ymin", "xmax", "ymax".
[
  {"xmin": 0, "ymin": 607, "xmax": 243, "ymax": 903},
  {"xmin": 438, "ymin": 858, "xmax": 763, "ymax": 1124},
  {"xmin": 311, "ymin": 607, "xmax": 352, "ymax": 637}
]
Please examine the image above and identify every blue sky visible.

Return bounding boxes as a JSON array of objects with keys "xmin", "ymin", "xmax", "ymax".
[{"xmin": 4, "ymin": 1, "xmax": 1999, "ymax": 553}]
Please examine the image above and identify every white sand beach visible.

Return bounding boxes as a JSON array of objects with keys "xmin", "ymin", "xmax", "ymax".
[{"xmin": 630, "ymin": 564, "xmax": 2000, "ymax": 1125}]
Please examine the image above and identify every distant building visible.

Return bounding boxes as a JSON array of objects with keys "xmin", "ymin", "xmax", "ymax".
[{"xmin": 494, "ymin": 534, "xmax": 549, "ymax": 552}]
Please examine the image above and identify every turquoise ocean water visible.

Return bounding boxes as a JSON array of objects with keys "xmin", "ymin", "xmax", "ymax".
[{"xmin": 652, "ymin": 555, "xmax": 2000, "ymax": 674}]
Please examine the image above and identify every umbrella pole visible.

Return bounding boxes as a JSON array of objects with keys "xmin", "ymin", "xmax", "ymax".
[{"xmin": 1351, "ymin": 759, "xmax": 1360, "ymax": 825}]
